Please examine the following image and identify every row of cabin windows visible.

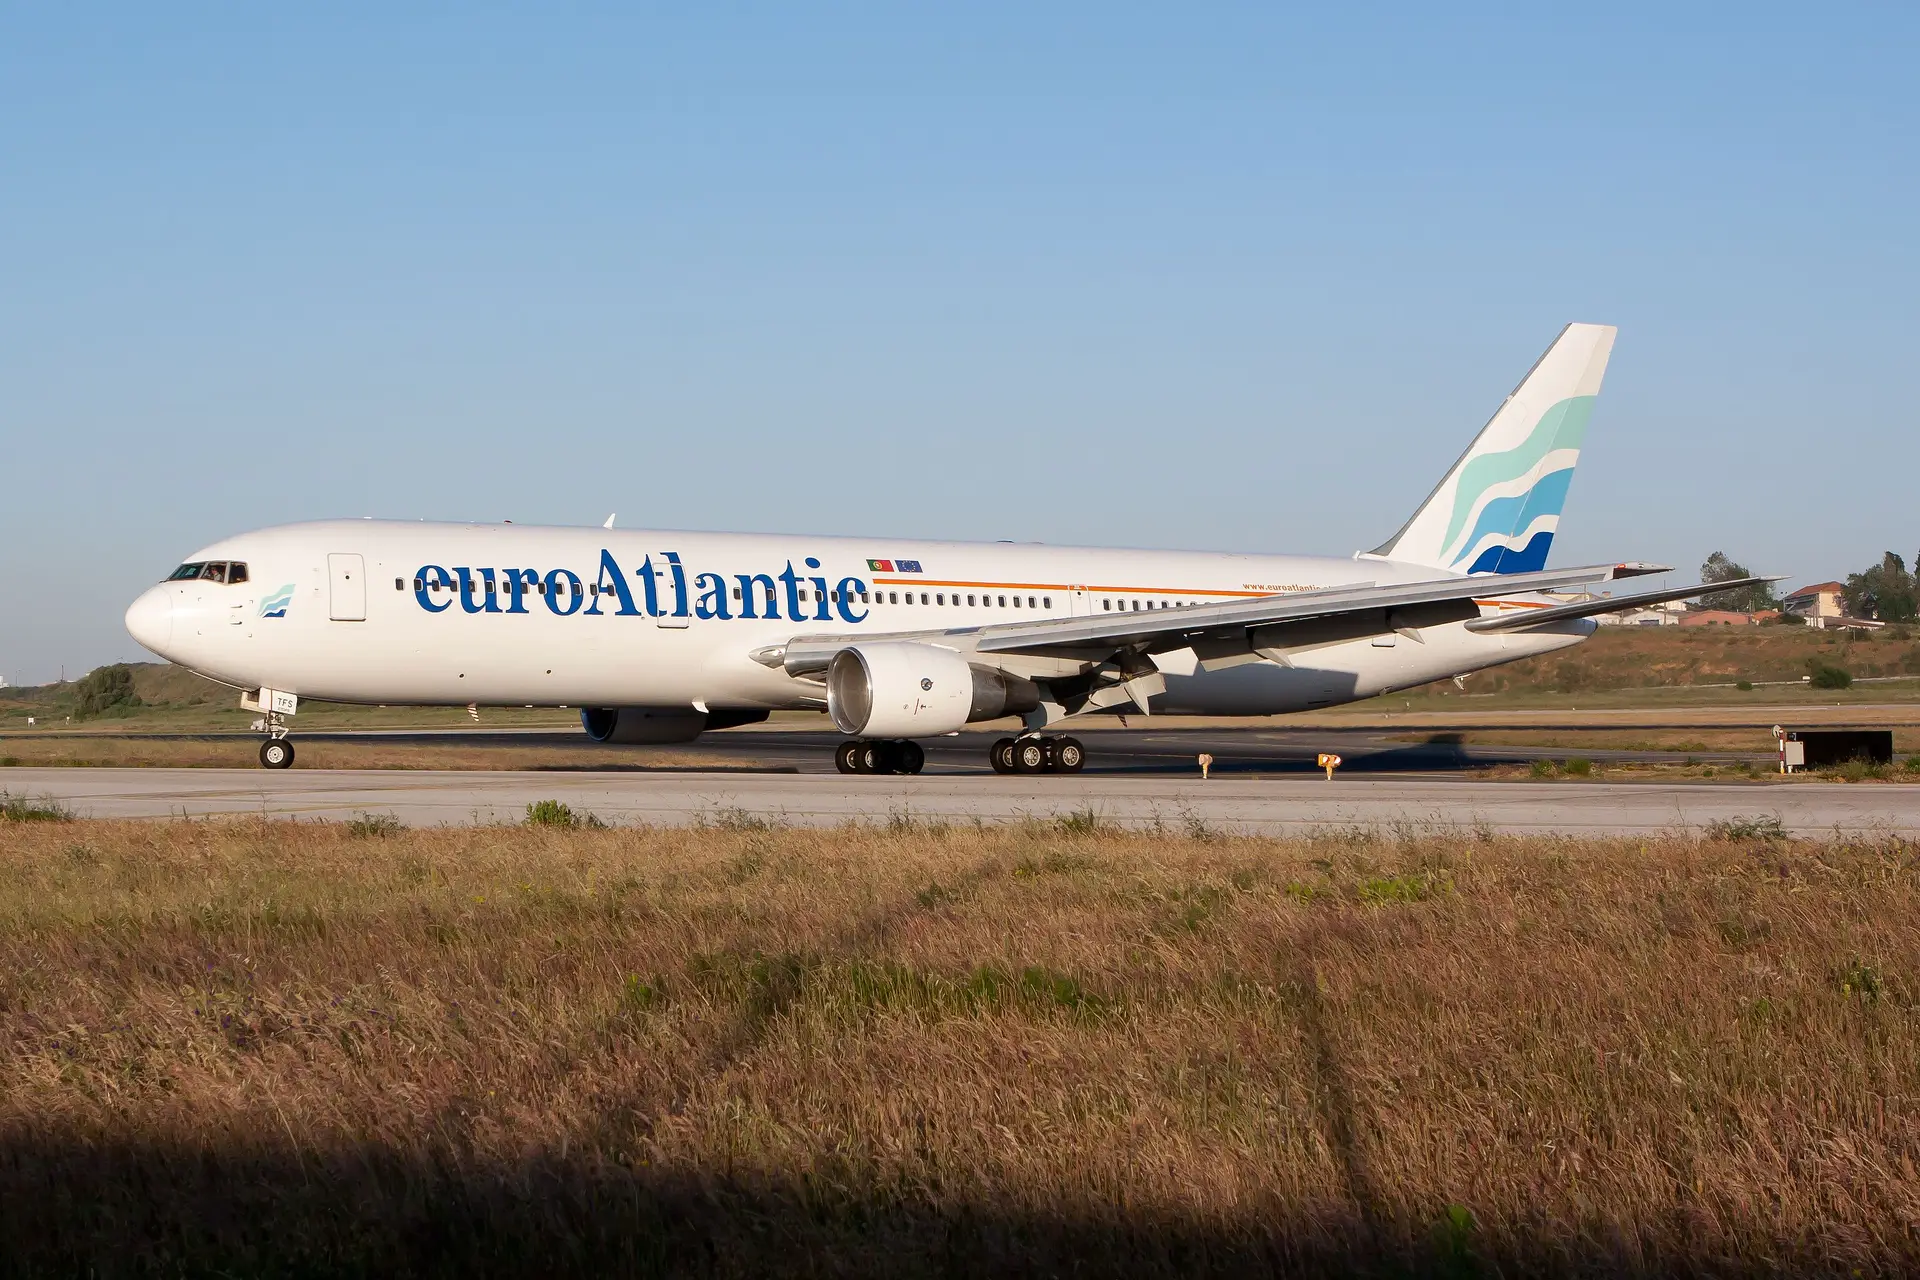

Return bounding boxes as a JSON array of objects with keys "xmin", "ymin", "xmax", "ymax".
[
  {"xmin": 394, "ymin": 578, "xmax": 1209, "ymax": 613},
  {"xmin": 399, "ymin": 578, "xmax": 1064, "ymax": 611},
  {"xmin": 868, "ymin": 591, "xmax": 1051, "ymax": 608},
  {"xmin": 167, "ymin": 561, "xmax": 249, "ymax": 584}
]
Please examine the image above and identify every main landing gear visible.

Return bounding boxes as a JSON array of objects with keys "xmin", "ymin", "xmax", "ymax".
[
  {"xmin": 835, "ymin": 739, "xmax": 927, "ymax": 775},
  {"xmin": 990, "ymin": 735, "xmax": 1085, "ymax": 775}
]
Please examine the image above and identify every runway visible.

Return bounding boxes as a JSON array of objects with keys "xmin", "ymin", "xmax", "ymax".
[{"xmin": 13, "ymin": 766, "xmax": 1919, "ymax": 835}]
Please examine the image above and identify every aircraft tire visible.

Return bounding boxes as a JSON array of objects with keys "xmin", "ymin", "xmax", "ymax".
[
  {"xmin": 835, "ymin": 740, "xmax": 865, "ymax": 774},
  {"xmin": 1051, "ymin": 737, "xmax": 1086, "ymax": 773},
  {"xmin": 895, "ymin": 740, "xmax": 925, "ymax": 775},
  {"xmin": 1011, "ymin": 737, "xmax": 1048, "ymax": 775},
  {"xmin": 861, "ymin": 741, "xmax": 895, "ymax": 774},
  {"xmin": 260, "ymin": 739, "xmax": 295, "ymax": 770},
  {"xmin": 990, "ymin": 738, "xmax": 1016, "ymax": 774}
]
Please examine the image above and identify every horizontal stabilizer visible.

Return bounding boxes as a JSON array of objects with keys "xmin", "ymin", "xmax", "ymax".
[{"xmin": 1463, "ymin": 576, "xmax": 1785, "ymax": 633}]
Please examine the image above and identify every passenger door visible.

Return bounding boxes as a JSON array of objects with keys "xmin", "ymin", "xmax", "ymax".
[{"xmin": 328, "ymin": 553, "xmax": 367, "ymax": 621}]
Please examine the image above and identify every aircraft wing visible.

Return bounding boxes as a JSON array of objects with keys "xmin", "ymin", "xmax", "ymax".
[
  {"xmin": 767, "ymin": 561, "xmax": 1668, "ymax": 679},
  {"xmin": 1463, "ymin": 576, "xmax": 1784, "ymax": 633}
]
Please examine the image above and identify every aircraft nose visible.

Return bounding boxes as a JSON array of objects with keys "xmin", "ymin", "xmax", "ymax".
[{"xmin": 125, "ymin": 585, "xmax": 174, "ymax": 654}]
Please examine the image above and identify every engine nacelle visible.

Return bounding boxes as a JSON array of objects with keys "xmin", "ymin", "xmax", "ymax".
[
  {"xmin": 581, "ymin": 706, "xmax": 706, "ymax": 744},
  {"xmin": 826, "ymin": 643, "xmax": 1039, "ymax": 738}
]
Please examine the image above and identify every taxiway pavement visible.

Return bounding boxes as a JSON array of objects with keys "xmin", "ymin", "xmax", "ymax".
[{"xmin": 12, "ymin": 767, "xmax": 1917, "ymax": 836}]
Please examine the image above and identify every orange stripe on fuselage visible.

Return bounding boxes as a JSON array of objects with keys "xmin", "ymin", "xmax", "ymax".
[{"xmin": 871, "ymin": 577, "xmax": 1277, "ymax": 598}]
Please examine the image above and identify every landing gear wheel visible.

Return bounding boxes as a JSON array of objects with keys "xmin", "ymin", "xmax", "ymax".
[
  {"xmin": 1051, "ymin": 737, "xmax": 1085, "ymax": 774},
  {"xmin": 860, "ymin": 742, "xmax": 893, "ymax": 774},
  {"xmin": 259, "ymin": 738, "xmax": 295, "ymax": 769},
  {"xmin": 1012, "ymin": 737, "xmax": 1049, "ymax": 775},
  {"xmin": 835, "ymin": 740, "xmax": 865, "ymax": 775},
  {"xmin": 895, "ymin": 740, "xmax": 925, "ymax": 775},
  {"xmin": 991, "ymin": 738, "xmax": 1016, "ymax": 775}
]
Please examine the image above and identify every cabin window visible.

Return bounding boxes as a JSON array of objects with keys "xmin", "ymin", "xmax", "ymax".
[
  {"xmin": 997, "ymin": 595, "xmax": 1006, "ymax": 607},
  {"xmin": 1027, "ymin": 596, "xmax": 1036, "ymax": 608},
  {"xmin": 1043, "ymin": 596, "xmax": 1051, "ymax": 608},
  {"xmin": 1103, "ymin": 600, "xmax": 1111, "ymax": 610},
  {"xmin": 889, "ymin": 592, "xmax": 898, "ymax": 604},
  {"xmin": 860, "ymin": 592, "xmax": 869, "ymax": 603},
  {"xmin": 413, "ymin": 578, "xmax": 423, "ymax": 591},
  {"xmin": 167, "ymin": 562, "xmax": 205, "ymax": 581},
  {"xmin": 198, "ymin": 562, "xmax": 229, "ymax": 584},
  {"xmin": 227, "ymin": 563, "xmax": 248, "ymax": 584}
]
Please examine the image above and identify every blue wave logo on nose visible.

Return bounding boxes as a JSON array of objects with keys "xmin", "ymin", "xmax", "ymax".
[{"xmin": 259, "ymin": 584, "xmax": 295, "ymax": 618}]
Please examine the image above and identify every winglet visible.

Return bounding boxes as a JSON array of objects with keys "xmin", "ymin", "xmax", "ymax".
[{"xmin": 603, "ymin": 513, "xmax": 616, "ymax": 530}]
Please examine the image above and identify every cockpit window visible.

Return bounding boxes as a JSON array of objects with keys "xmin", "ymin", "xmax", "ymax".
[{"xmin": 165, "ymin": 561, "xmax": 248, "ymax": 584}]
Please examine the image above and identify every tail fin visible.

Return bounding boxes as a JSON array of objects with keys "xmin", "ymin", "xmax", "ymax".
[{"xmin": 1368, "ymin": 322, "xmax": 1616, "ymax": 574}]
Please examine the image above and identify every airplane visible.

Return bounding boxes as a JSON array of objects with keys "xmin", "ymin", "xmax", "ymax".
[{"xmin": 124, "ymin": 323, "xmax": 1770, "ymax": 773}]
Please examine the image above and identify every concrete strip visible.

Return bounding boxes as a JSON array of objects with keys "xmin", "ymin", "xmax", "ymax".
[{"xmin": 7, "ymin": 768, "xmax": 1918, "ymax": 836}]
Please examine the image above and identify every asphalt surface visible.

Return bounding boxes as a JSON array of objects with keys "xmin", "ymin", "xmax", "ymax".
[
  {"xmin": 14, "ymin": 762, "xmax": 1918, "ymax": 838},
  {"xmin": 2, "ymin": 722, "xmax": 1771, "ymax": 774},
  {"xmin": 10, "ymin": 723, "xmax": 1902, "ymax": 834}
]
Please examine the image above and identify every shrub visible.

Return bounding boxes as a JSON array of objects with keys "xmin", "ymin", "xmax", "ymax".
[
  {"xmin": 73, "ymin": 664, "xmax": 141, "ymax": 720},
  {"xmin": 1053, "ymin": 807, "xmax": 1100, "ymax": 835},
  {"xmin": 1564, "ymin": 758, "xmax": 1593, "ymax": 777},
  {"xmin": 1704, "ymin": 813, "xmax": 1788, "ymax": 842},
  {"xmin": 1528, "ymin": 759, "xmax": 1555, "ymax": 779},
  {"xmin": 346, "ymin": 812, "xmax": 402, "ymax": 838},
  {"xmin": 525, "ymin": 799, "xmax": 594, "ymax": 829},
  {"xmin": 1736, "ymin": 679, "xmax": 1754, "ymax": 691},
  {"xmin": 1808, "ymin": 662, "xmax": 1853, "ymax": 690},
  {"xmin": 0, "ymin": 792, "xmax": 74, "ymax": 822},
  {"xmin": 1905, "ymin": 756, "xmax": 1920, "ymax": 774}
]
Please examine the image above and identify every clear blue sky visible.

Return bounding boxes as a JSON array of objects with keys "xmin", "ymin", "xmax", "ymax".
[{"xmin": 3, "ymin": 4, "xmax": 1915, "ymax": 684}]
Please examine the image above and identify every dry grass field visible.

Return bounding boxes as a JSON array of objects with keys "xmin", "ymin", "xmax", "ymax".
[{"xmin": 3, "ymin": 806, "xmax": 1917, "ymax": 1276}]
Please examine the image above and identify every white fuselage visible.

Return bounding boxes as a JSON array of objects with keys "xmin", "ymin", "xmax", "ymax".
[{"xmin": 125, "ymin": 520, "xmax": 1592, "ymax": 717}]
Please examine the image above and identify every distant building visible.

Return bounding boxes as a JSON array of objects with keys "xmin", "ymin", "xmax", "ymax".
[
  {"xmin": 1784, "ymin": 582, "xmax": 1848, "ymax": 628},
  {"xmin": 1599, "ymin": 599, "xmax": 1688, "ymax": 626},
  {"xmin": 1679, "ymin": 609, "xmax": 1776, "ymax": 627}
]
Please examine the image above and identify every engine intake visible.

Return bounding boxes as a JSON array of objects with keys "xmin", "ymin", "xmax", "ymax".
[{"xmin": 826, "ymin": 643, "xmax": 1039, "ymax": 738}]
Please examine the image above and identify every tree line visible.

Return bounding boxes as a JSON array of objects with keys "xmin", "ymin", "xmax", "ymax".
[{"xmin": 1699, "ymin": 550, "xmax": 1918, "ymax": 622}]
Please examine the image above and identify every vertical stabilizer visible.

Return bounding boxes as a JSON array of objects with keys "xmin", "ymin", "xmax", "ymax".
[{"xmin": 1368, "ymin": 323, "xmax": 1615, "ymax": 574}]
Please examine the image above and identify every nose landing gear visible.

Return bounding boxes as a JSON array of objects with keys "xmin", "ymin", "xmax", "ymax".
[
  {"xmin": 990, "ymin": 735, "xmax": 1085, "ymax": 775},
  {"xmin": 834, "ymin": 739, "xmax": 926, "ymax": 775},
  {"xmin": 243, "ymin": 689, "xmax": 299, "ymax": 769}
]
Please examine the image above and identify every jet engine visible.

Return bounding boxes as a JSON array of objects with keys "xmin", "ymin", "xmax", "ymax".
[
  {"xmin": 826, "ymin": 643, "xmax": 1039, "ymax": 737},
  {"xmin": 581, "ymin": 706, "xmax": 768, "ymax": 743}
]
